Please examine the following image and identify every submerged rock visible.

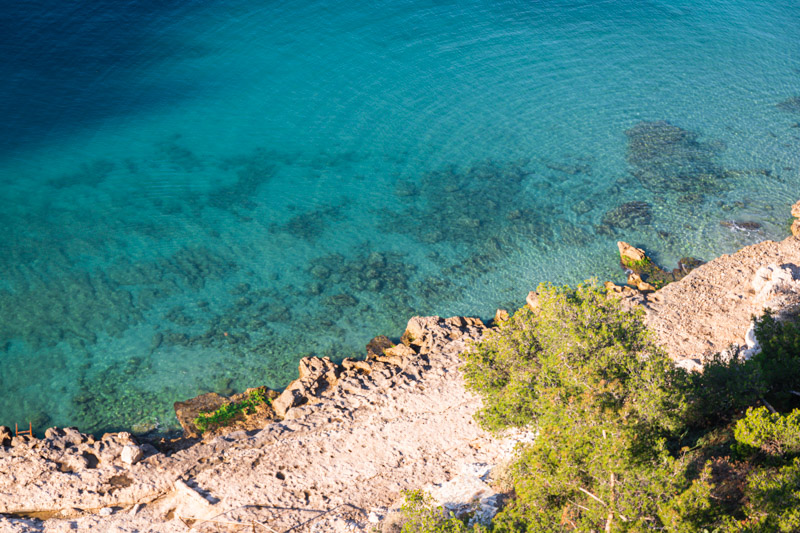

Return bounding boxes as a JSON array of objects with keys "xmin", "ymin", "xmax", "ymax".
[
  {"xmin": 720, "ymin": 220, "xmax": 762, "ymax": 231},
  {"xmin": 598, "ymin": 201, "xmax": 652, "ymax": 234},
  {"xmin": 777, "ymin": 96, "xmax": 800, "ymax": 113},
  {"xmin": 625, "ymin": 120, "xmax": 727, "ymax": 198},
  {"xmin": 366, "ymin": 335, "xmax": 395, "ymax": 359}
]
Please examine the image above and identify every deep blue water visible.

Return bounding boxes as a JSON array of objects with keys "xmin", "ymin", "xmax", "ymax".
[{"xmin": 1, "ymin": 0, "xmax": 799, "ymax": 434}]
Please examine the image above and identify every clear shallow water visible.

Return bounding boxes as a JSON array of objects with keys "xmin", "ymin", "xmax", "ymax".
[{"xmin": 1, "ymin": 0, "xmax": 799, "ymax": 434}]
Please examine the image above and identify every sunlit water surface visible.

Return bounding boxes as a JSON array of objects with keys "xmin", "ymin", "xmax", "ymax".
[{"xmin": 1, "ymin": 0, "xmax": 799, "ymax": 433}]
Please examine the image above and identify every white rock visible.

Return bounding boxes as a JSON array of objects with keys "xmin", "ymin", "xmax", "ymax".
[
  {"xmin": 675, "ymin": 358, "xmax": 704, "ymax": 372},
  {"xmin": 752, "ymin": 264, "xmax": 800, "ymax": 304},
  {"xmin": 120, "ymin": 444, "xmax": 143, "ymax": 465},
  {"xmin": 428, "ymin": 463, "xmax": 502, "ymax": 526},
  {"xmin": 98, "ymin": 507, "xmax": 113, "ymax": 516},
  {"xmin": 742, "ymin": 322, "xmax": 761, "ymax": 360}
]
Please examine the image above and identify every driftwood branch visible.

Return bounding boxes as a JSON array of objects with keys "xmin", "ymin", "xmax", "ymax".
[{"xmin": 760, "ymin": 397, "xmax": 777, "ymax": 414}]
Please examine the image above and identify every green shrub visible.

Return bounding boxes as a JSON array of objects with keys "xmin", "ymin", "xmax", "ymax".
[
  {"xmin": 396, "ymin": 490, "xmax": 485, "ymax": 533},
  {"xmin": 686, "ymin": 351, "xmax": 764, "ymax": 427},
  {"xmin": 452, "ymin": 283, "xmax": 800, "ymax": 531},
  {"xmin": 750, "ymin": 312, "xmax": 800, "ymax": 410},
  {"xmin": 463, "ymin": 283, "xmax": 704, "ymax": 531},
  {"xmin": 462, "ymin": 282, "xmax": 689, "ymax": 435},
  {"xmin": 740, "ymin": 458, "xmax": 800, "ymax": 532},
  {"xmin": 734, "ymin": 407, "xmax": 800, "ymax": 457}
]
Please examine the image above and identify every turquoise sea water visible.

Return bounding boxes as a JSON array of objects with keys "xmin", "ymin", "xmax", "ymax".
[{"xmin": 1, "ymin": 0, "xmax": 799, "ymax": 434}]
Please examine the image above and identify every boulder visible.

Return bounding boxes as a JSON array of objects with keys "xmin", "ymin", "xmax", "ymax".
[
  {"xmin": 792, "ymin": 199, "xmax": 800, "ymax": 219},
  {"xmin": 617, "ymin": 241, "xmax": 646, "ymax": 264},
  {"xmin": 752, "ymin": 264, "xmax": 800, "ymax": 305},
  {"xmin": 627, "ymin": 272, "xmax": 657, "ymax": 293},
  {"xmin": 342, "ymin": 358, "xmax": 372, "ymax": 374},
  {"xmin": 372, "ymin": 343, "xmax": 417, "ymax": 366},
  {"xmin": 493, "ymin": 309, "xmax": 509, "ymax": 324},
  {"xmin": 120, "ymin": 444, "xmax": 144, "ymax": 465},
  {"xmin": 526, "ymin": 292, "xmax": 540, "ymax": 312},
  {"xmin": 401, "ymin": 316, "xmax": 485, "ymax": 355},
  {"xmin": 382, "ymin": 344, "xmax": 415, "ymax": 358},
  {"xmin": 616, "ymin": 242, "xmax": 702, "ymax": 290},
  {"xmin": 0, "ymin": 426, "xmax": 11, "ymax": 446},
  {"xmin": 792, "ymin": 219, "xmax": 800, "ymax": 238},
  {"xmin": 366, "ymin": 335, "xmax": 395, "ymax": 360},
  {"xmin": 174, "ymin": 393, "xmax": 227, "ymax": 439}
]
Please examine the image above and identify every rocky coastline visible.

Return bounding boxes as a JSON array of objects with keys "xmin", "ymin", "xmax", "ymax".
[{"xmin": 1, "ymin": 201, "xmax": 799, "ymax": 533}]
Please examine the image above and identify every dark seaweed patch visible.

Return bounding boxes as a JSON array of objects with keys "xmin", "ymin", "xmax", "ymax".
[
  {"xmin": 596, "ymin": 201, "xmax": 652, "ymax": 236},
  {"xmin": 777, "ymin": 96, "xmax": 800, "ymax": 114},
  {"xmin": 625, "ymin": 121, "xmax": 728, "ymax": 199}
]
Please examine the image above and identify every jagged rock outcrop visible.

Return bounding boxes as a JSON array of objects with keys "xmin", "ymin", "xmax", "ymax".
[
  {"xmin": 173, "ymin": 393, "xmax": 227, "ymax": 438},
  {"xmin": 173, "ymin": 386, "xmax": 279, "ymax": 439},
  {"xmin": 272, "ymin": 356, "xmax": 343, "ymax": 419},
  {"xmin": 0, "ymin": 315, "xmax": 504, "ymax": 533},
  {"xmin": 616, "ymin": 241, "xmax": 703, "ymax": 291}
]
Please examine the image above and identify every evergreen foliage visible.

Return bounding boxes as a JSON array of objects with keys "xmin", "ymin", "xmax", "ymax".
[{"xmin": 399, "ymin": 282, "xmax": 800, "ymax": 532}]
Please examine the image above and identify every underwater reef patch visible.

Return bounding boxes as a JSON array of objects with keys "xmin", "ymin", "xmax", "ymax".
[
  {"xmin": 625, "ymin": 120, "xmax": 728, "ymax": 200},
  {"xmin": 777, "ymin": 96, "xmax": 800, "ymax": 113},
  {"xmin": 596, "ymin": 201, "xmax": 652, "ymax": 235},
  {"xmin": 210, "ymin": 147, "xmax": 279, "ymax": 210},
  {"xmin": 48, "ymin": 159, "xmax": 115, "ymax": 189},
  {"xmin": 270, "ymin": 202, "xmax": 347, "ymax": 242},
  {"xmin": 382, "ymin": 159, "xmax": 562, "ymax": 250}
]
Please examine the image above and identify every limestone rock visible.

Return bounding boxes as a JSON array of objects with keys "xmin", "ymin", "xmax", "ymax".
[
  {"xmin": 616, "ymin": 242, "xmax": 701, "ymax": 290},
  {"xmin": 792, "ymin": 219, "xmax": 800, "ymax": 238},
  {"xmin": 0, "ymin": 426, "xmax": 11, "ymax": 447},
  {"xmin": 627, "ymin": 272, "xmax": 656, "ymax": 293},
  {"xmin": 367, "ymin": 343, "xmax": 416, "ymax": 367},
  {"xmin": 402, "ymin": 316, "xmax": 485, "ymax": 355},
  {"xmin": 751, "ymin": 264, "xmax": 800, "ymax": 305},
  {"xmin": 526, "ymin": 291, "xmax": 540, "ymax": 312},
  {"xmin": 617, "ymin": 241, "xmax": 646, "ymax": 263},
  {"xmin": 641, "ymin": 234, "xmax": 800, "ymax": 360},
  {"xmin": 342, "ymin": 358, "xmax": 372, "ymax": 374},
  {"xmin": 792, "ymin": 199, "xmax": 800, "ymax": 219},
  {"xmin": 174, "ymin": 393, "xmax": 227, "ymax": 439},
  {"xmin": 428, "ymin": 463, "xmax": 502, "ymax": 526},
  {"xmin": 382, "ymin": 343, "xmax": 415, "ymax": 358},
  {"xmin": 604, "ymin": 281, "xmax": 637, "ymax": 297},
  {"xmin": 274, "ymin": 357, "xmax": 342, "ymax": 419},
  {"xmin": 493, "ymin": 309, "xmax": 509, "ymax": 324},
  {"xmin": 120, "ymin": 445, "xmax": 143, "ymax": 465},
  {"xmin": 366, "ymin": 335, "xmax": 394, "ymax": 359}
]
